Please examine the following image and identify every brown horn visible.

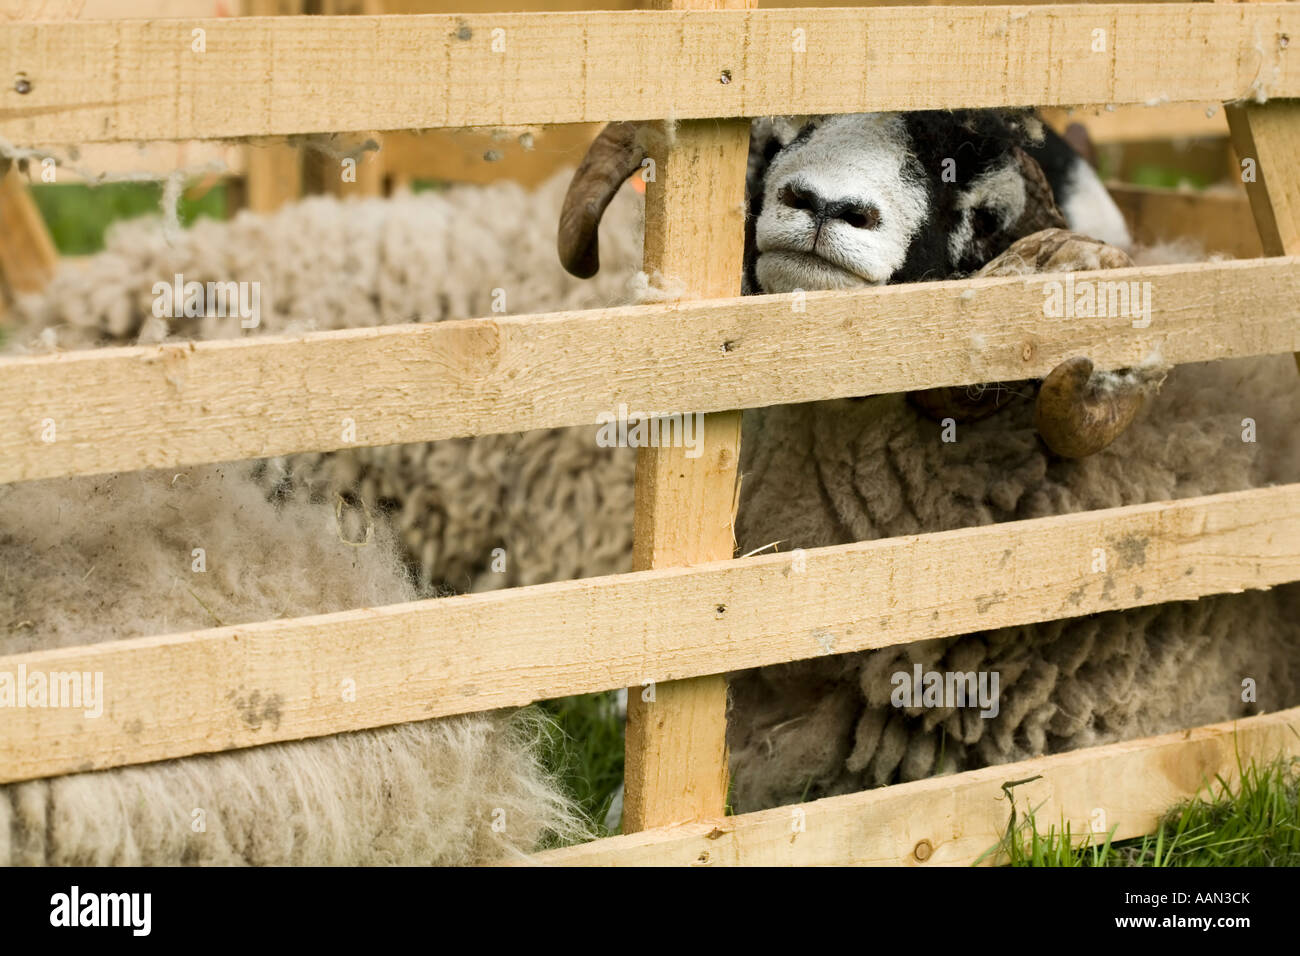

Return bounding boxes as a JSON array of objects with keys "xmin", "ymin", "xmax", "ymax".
[
  {"xmin": 1035, "ymin": 356, "xmax": 1145, "ymax": 458},
  {"xmin": 557, "ymin": 122, "xmax": 648, "ymax": 278}
]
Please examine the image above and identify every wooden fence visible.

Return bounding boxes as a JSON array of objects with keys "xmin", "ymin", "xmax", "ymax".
[{"xmin": 1, "ymin": 3, "xmax": 1299, "ymax": 865}]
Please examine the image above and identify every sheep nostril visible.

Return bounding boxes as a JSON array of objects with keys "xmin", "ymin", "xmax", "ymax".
[
  {"xmin": 778, "ymin": 183, "xmax": 823, "ymax": 215},
  {"xmin": 837, "ymin": 204, "xmax": 882, "ymax": 230}
]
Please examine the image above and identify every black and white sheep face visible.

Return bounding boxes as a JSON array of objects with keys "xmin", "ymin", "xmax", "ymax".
[
  {"xmin": 754, "ymin": 114, "xmax": 930, "ymax": 291},
  {"xmin": 558, "ymin": 108, "xmax": 1129, "ymax": 296},
  {"xmin": 749, "ymin": 111, "xmax": 1045, "ymax": 294}
]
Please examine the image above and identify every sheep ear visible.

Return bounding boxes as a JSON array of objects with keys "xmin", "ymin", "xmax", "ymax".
[
  {"xmin": 557, "ymin": 122, "xmax": 648, "ymax": 279},
  {"xmin": 1061, "ymin": 122, "xmax": 1098, "ymax": 170}
]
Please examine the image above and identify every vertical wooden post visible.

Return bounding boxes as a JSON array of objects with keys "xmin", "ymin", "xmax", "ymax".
[
  {"xmin": 304, "ymin": 0, "xmax": 387, "ymax": 198},
  {"xmin": 1226, "ymin": 99, "xmax": 1300, "ymax": 372},
  {"xmin": 0, "ymin": 162, "xmax": 58, "ymax": 297},
  {"xmin": 242, "ymin": 0, "xmax": 305, "ymax": 213},
  {"xmin": 1226, "ymin": 101, "xmax": 1300, "ymax": 256},
  {"xmin": 621, "ymin": 0, "xmax": 755, "ymax": 832}
]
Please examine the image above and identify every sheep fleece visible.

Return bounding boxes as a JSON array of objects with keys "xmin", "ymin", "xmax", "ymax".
[
  {"xmin": 729, "ymin": 354, "xmax": 1300, "ymax": 812},
  {"xmin": 8, "ymin": 173, "xmax": 645, "ymax": 595},
  {"xmin": 0, "ymin": 466, "xmax": 585, "ymax": 864}
]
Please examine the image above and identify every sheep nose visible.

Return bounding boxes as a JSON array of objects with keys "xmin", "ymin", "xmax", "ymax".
[{"xmin": 778, "ymin": 183, "xmax": 881, "ymax": 230}]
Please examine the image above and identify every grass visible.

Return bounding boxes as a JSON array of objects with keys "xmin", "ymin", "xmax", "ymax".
[
  {"xmin": 534, "ymin": 692, "xmax": 1300, "ymax": 866},
  {"xmin": 536, "ymin": 691, "xmax": 626, "ymax": 838},
  {"xmin": 29, "ymin": 180, "xmax": 229, "ymax": 255},
  {"xmin": 981, "ymin": 754, "xmax": 1300, "ymax": 867}
]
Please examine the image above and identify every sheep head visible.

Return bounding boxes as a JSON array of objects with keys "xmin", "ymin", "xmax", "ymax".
[
  {"xmin": 558, "ymin": 111, "xmax": 1146, "ymax": 457},
  {"xmin": 747, "ymin": 111, "xmax": 1069, "ymax": 292}
]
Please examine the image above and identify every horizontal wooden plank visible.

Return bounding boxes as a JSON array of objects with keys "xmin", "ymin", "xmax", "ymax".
[
  {"xmin": 380, "ymin": 123, "xmax": 599, "ymax": 187},
  {"xmin": 0, "ymin": 0, "xmax": 1227, "ymax": 22},
  {"xmin": 3, "ymin": 482, "xmax": 1298, "ymax": 783},
  {"xmin": 1043, "ymin": 103, "xmax": 1228, "ymax": 144},
  {"xmin": 3, "ymin": 256, "xmax": 1299, "ymax": 484},
  {"xmin": 532, "ymin": 705, "xmax": 1300, "ymax": 865},
  {"xmin": 0, "ymin": 1, "xmax": 237, "ymax": 17},
  {"xmin": 2, "ymin": 6, "xmax": 1298, "ymax": 143}
]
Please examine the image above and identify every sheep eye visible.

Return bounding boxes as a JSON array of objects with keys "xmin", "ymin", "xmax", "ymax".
[{"xmin": 843, "ymin": 205, "xmax": 881, "ymax": 230}]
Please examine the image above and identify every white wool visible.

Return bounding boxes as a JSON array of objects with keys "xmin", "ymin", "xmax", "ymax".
[
  {"xmin": 6, "ymin": 172, "xmax": 646, "ymax": 595},
  {"xmin": 2, "ymin": 174, "xmax": 643, "ymax": 864},
  {"xmin": 629, "ymin": 269, "xmax": 689, "ymax": 303},
  {"xmin": 0, "ymin": 465, "xmax": 589, "ymax": 864},
  {"xmin": 8, "ymin": 172, "xmax": 643, "ymax": 353}
]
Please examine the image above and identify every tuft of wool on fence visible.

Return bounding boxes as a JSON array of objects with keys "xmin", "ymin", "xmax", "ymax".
[{"xmin": 0, "ymin": 465, "xmax": 588, "ymax": 865}]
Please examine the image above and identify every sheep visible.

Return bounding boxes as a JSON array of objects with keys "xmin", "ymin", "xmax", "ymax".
[
  {"xmin": 3, "ymin": 176, "xmax": 651, "ymax": 863},
  {"xmin": 563, "ymin": 111, "xmax": 1147, "ymax": 458},
  {"xmin": 0, "ymin": 463, "xmax": 590, "ymax": 864},
  {"xmin": 561, "ymin": 109, "xmax": 1300, "ymax": 813},
  {"xmin": 6, "ymin": 176, "xmax": 646, "ymax": 594}
]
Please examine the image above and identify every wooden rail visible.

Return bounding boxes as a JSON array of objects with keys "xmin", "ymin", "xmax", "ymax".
[
  {"xmin": 2, "ymin": 6, "xmax": 1298, "ymax": 143},
  {"xmin": 533, "ymin": 706, "xmax": 1300, "ymax": 866},
  {"xmin": 2, "ymin": 482, "xmax": 1297, "ymax": 784},
  {"xmin": 3, "ymin": 256, "xmax": 1298, "ymax": 484},
  {"xmin": 1108, "ymin": 184, "xmax": 1263, "ymax": 258}
]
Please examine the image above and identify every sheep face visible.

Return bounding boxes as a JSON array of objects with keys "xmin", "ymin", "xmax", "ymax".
[
  {"xmin": 753, "ymin": 114, "xmax": 929, "ymax": 291},
  {"xmin": 559, "ymin": 111, "xmax": 1144, "ymax": 457},
  {"xmin": 748, "ymin": 111, "xmax": 1052, "ymax": 294}
]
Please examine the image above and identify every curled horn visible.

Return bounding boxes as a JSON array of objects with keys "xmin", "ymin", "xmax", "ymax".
[
  {"xmin": 1034, "ymin": 356, "xmax": 1146, "ymax": 458},
  {"xmin": 557, "ymin": 122, "xmax": 648, "ymax": 279}
]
